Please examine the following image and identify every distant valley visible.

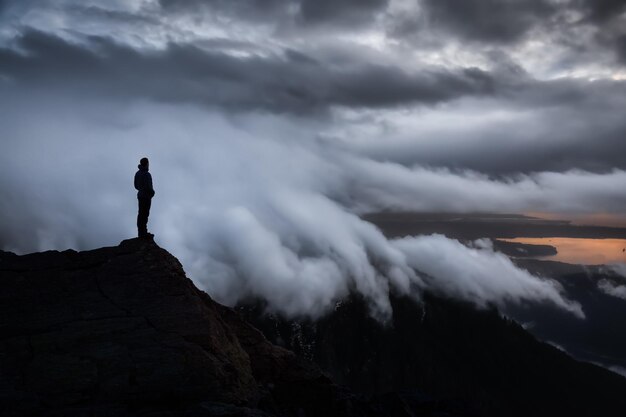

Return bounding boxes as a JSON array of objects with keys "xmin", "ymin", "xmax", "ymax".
[{"xmin": 363, "ymin": 212, "xmax": 626, "ymax": 377}]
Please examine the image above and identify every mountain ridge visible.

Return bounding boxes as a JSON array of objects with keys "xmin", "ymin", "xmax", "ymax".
[
  {"xmin": 0, "ymin": 237, "xmax": 472, "ymax": 416},
  {"xmin": 239, "ymin": 290, "xmax": 626, "ymax": 417},
  {"xmin": 2, "ymin": 238, "xmax": 625, "ymax": 416}
]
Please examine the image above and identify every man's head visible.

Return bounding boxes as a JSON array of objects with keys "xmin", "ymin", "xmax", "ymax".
[{"xmin": 140, "ymin": 157, "xmax": 149, "ymax": 169}]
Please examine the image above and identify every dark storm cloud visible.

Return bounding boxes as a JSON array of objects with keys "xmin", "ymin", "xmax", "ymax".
[
  {"xmin": 66, "ymin": 5, "xmax": 160, "ymax": 26},
  {"xmin": 350, "ymin": 77, "xmax": 626, "ymax": 175},
  {"xmin": 158, "ymin": 0, "xmax": 285, "ymax": 18},
  {"xmin": 388, "ymin": 1, "xmax": 626, "ymax": 69},
  {"xmin": 0, "ymin": 30, "xmax": 502, "ymax": 114},
  {"xmin": 576, "ymin": 0, "xmax": 626, "ymax": 64},
  {"xmin": 617, "ymin": 34, "xmax": 626, "ymax": 62},
  {"xmin": 581, "ymin": 0, "xmax": 626, "ymax": 22},
  {"xmin": 158, "ymin": 0, "xmax": 389, "ymax": 26},
  {"xmin": 299, "ymin": 0, "xmax": 388, "ymax": 25},
  {"xmin": 419, "ymin": 0, "xmax": 556, "ymax": 43}
]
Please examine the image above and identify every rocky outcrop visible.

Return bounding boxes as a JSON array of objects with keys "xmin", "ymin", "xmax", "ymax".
[
  {"xmin": 10, "ymin": 236, "xmax": 620, "ymax": 416},
  {"xmin": 0, "ymin": 238, "xmax": 366, "ymax": 416}
]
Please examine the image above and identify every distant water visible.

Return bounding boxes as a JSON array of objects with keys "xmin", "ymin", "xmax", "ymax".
[{"xmin": 501, "ymin": 237, "xmax": 626, "ymax": 265}]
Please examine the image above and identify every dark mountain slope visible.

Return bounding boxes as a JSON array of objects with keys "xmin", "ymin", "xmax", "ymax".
[
  {"xmin": 240, "ymin": 293, "xmax": 626, "ymax": 417},
  {"xmin": 509, "ymin": 259, "xmax": 626, "ymax": 373},
  {"xmin": 1, "ymin": 238, "xmax": 441, "ymax": 417},
  {"xmin": 3, "ymin": 237, "xmax": 625, "ymax": 416}
]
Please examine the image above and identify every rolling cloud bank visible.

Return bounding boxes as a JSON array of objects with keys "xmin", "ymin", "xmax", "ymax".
[
  {"xmin": 0, "ymin": 100, "xmax": 590, "ymax": 319},
  {"xmin": 2, "ymin": 0, "xmax": 625, "ymax": 319}
]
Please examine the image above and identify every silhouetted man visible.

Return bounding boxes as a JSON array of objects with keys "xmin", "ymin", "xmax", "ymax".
[{"xmin": 134, "ymin": 157, "xmax": 155, "ymax": 238}]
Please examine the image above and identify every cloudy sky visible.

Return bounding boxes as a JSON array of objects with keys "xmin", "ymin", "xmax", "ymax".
[{"xmin": 1, "ymin": 0, "xmax": 624, "ymax": 318}]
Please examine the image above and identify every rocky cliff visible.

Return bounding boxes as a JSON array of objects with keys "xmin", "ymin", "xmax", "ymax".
[
  {"xmin": 0, "ymin": 239, "xmax": 341, "ymax": 416},
  {"xmin": 0, "ymin": 238, "xmax": 474, "ymax": 417},
  {"xmin": 4, "ymin": 238, "xmax": 625, "ymax": 417}
]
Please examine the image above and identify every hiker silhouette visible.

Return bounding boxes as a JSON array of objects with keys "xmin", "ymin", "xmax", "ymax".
[{"xmin": 134, "ymin": 157, "xmax": 155, "ymax": 238}]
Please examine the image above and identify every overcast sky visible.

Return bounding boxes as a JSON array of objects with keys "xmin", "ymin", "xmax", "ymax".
[{"xmin": 1, "ymin": 0, "xmax": 624, "ymax": 317}]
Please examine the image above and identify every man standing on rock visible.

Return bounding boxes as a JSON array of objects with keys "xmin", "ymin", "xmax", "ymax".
[{"xmin": 134, "ymin": 157, "xmax": 155, "ymax": 238}]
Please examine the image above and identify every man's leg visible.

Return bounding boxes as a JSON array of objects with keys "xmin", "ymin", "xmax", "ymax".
[
  {"xmin": 145, "ymin": 198, "xmax": 152, "ymax": 234},
  {"xmin": 137, "ymin": 198, "xmax": 151, "ymax": 237}
]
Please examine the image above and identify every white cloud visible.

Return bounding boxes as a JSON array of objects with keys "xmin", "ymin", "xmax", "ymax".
[
  {"xmin": 598, "ymin": 278, "xmax": 626, "ymax": 301},
  {"xmin": 340, "ymin": 154, "xmax": 626, "ymax": 215},
  {"xmin": 0, "ymin": 96, "xmax": 588, "ymax": 320},
  {"xmin": 393, "ymin": 235, "xmax": 584, "ymax": 318},
  {"xmin": 609, "ymin": 263, "xmax": 626, "ymax": 278}
]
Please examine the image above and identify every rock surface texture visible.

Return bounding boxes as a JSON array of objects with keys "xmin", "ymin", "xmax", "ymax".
[{"xmin": 1, "ymin": 238, "xmax": 421, "ymax": 417}]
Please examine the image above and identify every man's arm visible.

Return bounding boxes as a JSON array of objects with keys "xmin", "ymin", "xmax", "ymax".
[
  {"xmin": 147, "ymin": 172, "xmax": 155, "ymax": 197},
  {"xmin": 134, "ymin": 171, "xmax": 140, "ymax": 191}
]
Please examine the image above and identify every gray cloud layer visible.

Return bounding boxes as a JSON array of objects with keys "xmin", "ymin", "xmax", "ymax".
[
  {"xmin": 158, "ymin": 0, "xmax": 390, "ymax": 26},
  {"xmin": 0, "ymin": 99, "xmax": 587, "ymax": 320},
  {"xmin": 3, "ymin": 26, "xmax": 625, "ymax": 175},
  {"xmin": 420, "ymin": 0, "xmax": 556, "ymax": 43},
  {"xmin": 0, "ymin": 0, "xmax": 624, "ymax": 320},
  {"xmin": 343, "ymin": 79, "xmax": 626, "ymax": 174},
  {"xmin": 0, "ymin": 30, "xmax": 502, "ymax": 114}
]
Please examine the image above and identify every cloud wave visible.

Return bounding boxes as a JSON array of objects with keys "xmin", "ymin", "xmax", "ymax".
[{"xmin": 0, "ymin": 99, "xmax": 589, "ymax": 320}]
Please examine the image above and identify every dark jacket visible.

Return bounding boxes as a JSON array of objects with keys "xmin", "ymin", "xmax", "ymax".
[{"xmin": 134, "ymin": 165, "xmax": 155, "ymax": 199}]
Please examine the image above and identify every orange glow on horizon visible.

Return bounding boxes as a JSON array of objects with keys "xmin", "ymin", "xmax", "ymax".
[
  {"xmin": 501, "ymin": 237, "xmax": 626, "ymax": 265},
  {"xmin": 523, "ymin": 212, "xmax": 626, "ymax": 228}
]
